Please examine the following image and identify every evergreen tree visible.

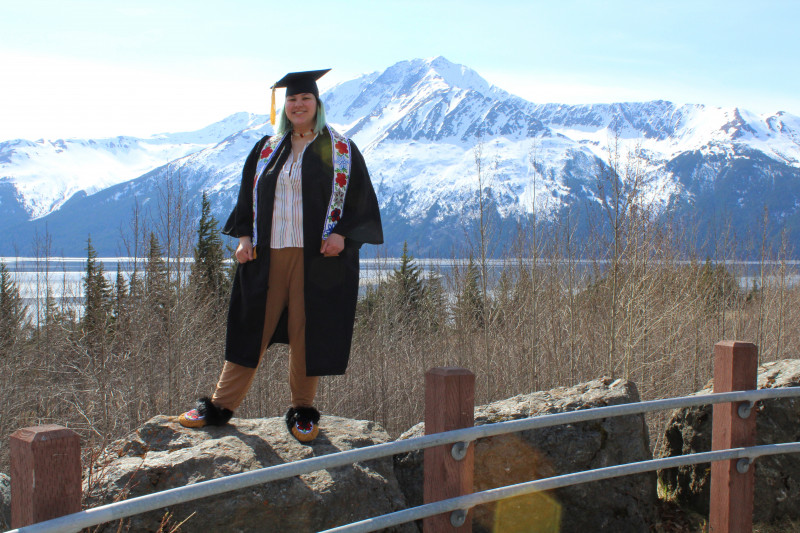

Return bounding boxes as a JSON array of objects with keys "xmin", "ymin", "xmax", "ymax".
[
  {"xmin": 42, "ymin": 283, "xmax": 68, "ymax": 349},
  {"xmin": 83, "ymin": 237, "xmax": 112, "ymax": 335},
  {"xmin": 492, "ymin": 267, "xmax": 513, "ymax": 326},
  {"xmin": 145, "ymin": 232, "xmax": 170, "ymax": 319},
  {"xmin": 128, "ymin": 266, "xmax": 143, "ymax": 303},
  {"xmin": 391, "ymin": 241, "xmax": 425, "ymax": 312},
  {"xmin": 697, "ymin": 258, "xmax": 738, "ymax": 310},
  {"xmin": 191, "ymin": 192, "xmax": 227, "ymax": 301},
  {"xmin": 113, "ymin": 262, "xmax": 128, "ymax": 322},
  {"xmin": 422, "ymin": 267, "xmax": 445, "ymax": 331},
  {"xmin": 457, "ymin": 255, "xmax": 484, "ymax": 328},
  {"xmin": 0, "ymin": 261, "xmax": 27, "ymax": 348}
]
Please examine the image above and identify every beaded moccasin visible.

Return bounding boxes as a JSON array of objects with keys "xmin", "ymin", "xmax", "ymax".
[
  {"xmin": 178, "ymin": 397, "xmax": 233, "ymax": 429},
  {"xmin": 285, "ymin": 406, "xmax": 320, "ymax": 443}
]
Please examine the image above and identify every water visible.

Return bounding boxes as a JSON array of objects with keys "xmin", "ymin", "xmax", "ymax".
[
  {"xmin": 1, "ymin": 256, "xmax": 427, "ymax": 305},
  {"xmin": 3, "ymin": 257, "xmax": 799, "ymax": 309}
]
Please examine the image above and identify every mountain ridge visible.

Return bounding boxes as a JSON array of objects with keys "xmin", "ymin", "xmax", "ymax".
[{"xmin": 1, "ymin": 56, "xmax": 799, "ymax": 257}]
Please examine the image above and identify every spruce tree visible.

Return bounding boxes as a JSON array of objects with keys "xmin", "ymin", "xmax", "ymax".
[
  {"xmin": 145, "ymin": 232, "xmax": 170, "ymax": 319},
  {"xmin": 458, "ymin": 255, "xmax": 484, "ymax": 328},
  {"xmin": 191, "ymin": 192, "xmax": 227, "ymax": 301},
  {"xmin": 391, "ymin": 241, "xmax": 425, "ymax": 312},
  {"xmin": 83, "ymin": 236, "xmax": 112, "ymax": 336},
  {"xmin": 128, "ymin": 266, "xmax": 143, "ymax": 303},
  {"xmin": 113, "ymin": 262, "xmax": 128, "ymax": 323},
  {"xmin": 422, "ymin": 266, "xmax": 445, "ymax": 331},
  {"xmin": 492, "ymin": 267, "xmax": 513, "ymax": 326},
  {"xmin": 698, "ymin": 258, "xmax": 738, "ymax": 310},
  {"xmin": 0, "ymin": 261, "xmax": 27, "ymax": 348}
]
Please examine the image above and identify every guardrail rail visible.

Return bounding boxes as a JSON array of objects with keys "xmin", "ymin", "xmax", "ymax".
[{"xmin": 7, "ymin": 341, "xmax": 800, "ymax": 533}]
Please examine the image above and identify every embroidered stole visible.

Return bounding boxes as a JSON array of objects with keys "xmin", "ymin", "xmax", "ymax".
[{"xmin": 251, "ymin": 126, "xmax": 352, "ymax": 246}]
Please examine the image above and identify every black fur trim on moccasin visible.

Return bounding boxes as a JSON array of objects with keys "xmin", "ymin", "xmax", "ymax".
[
  {"xmin": 285, "ymin": 406, "xmax": 321, "ymax": 429},
  {"xmin": 284, "ymin": 407, "xmax": 298, "ymax": 432},
  {"xmin": 197, "ymin": 397, "xmax": 233, "ymax": 426},
  {"xmin": 294, "ymin": 406, "xmax": 321, "ymax": 424}
]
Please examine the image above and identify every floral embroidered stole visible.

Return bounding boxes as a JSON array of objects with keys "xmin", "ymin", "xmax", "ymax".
[{"xmin": 251, "ymin": 126, "xmax": 352, "ymax": 246}]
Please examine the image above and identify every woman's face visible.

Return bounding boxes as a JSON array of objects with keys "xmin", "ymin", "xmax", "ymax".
[{"xmin": 285, "ymin": 92, "xmax": 317, "ymax": 131}]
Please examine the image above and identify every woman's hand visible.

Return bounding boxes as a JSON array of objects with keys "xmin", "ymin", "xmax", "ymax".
[
  {"xmin": 236, "ymin": 236, "xmax": 254, "ymax": 263},
  {"xmin": 320, "ymin": 233, "xmax": 345, "ymax": 257}
]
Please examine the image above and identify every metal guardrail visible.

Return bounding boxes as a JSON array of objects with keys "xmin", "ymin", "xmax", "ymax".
[
  {"xmin": 7, "ymin": 386, "xmax": 800, "ymax": 533},
  {"xmin": 322, "ymin": 442, "xmax": 800, "ymax": 533}
]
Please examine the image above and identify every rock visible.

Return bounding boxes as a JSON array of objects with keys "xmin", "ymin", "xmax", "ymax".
[
  {"xmin": 394, "ymin": 377, "xmax": 656, "ymax": 532},
  {"xmin": 86, "ymin": 415, "xmax": 417, "ymax": 533},
  {"xmin": 657, "ymin": 358, "xmax": 800, "ymax": 523},
  {"xmin": 0, "ymin": 473, "xmax": 10, "ymax": 530}
]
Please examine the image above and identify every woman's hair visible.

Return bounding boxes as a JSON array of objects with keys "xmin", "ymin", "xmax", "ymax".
[{"xmin": 276, "ymin": 98, "xmax": 327, "ymax": 136}]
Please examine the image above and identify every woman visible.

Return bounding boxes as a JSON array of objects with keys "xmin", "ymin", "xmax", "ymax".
[{"xmin": 178, "ymin": 69, "xmax": 383, "ymax": 443}]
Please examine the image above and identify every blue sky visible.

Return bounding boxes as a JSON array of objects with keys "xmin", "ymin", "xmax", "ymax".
[{"xmin": 1, "ymin": 0, "xmax": 798, "ymax": 141}]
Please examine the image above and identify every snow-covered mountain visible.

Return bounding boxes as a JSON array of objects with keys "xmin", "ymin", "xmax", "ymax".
[
  {"xmin": 1, "ymin": 56, "xmax": 799, "ymax": 257},
  {"xmin": 0, "ymin": 112, "xmax": 268, "ymax": 219},
  {"xmin": 323, "ymin": 57, "xmax": 800, "ymax": 254}
]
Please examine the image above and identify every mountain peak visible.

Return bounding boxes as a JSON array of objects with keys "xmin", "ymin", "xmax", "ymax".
[
  {"xmin": 4, "ymin": 57, "xmax": 800, "ymax": 256},
  {"xmin": 322, "ymin": 56, "xmax": 511, "ymax": 137},
  {"xmin": 158, "ymin": 112, "xmax": 267, "ymax": 143},
  {"xmin": 431, "ymin": 56, "xmax": 495, "ymax": 93},
  {"xmin": 388, "ymin": 56, "xmax": 500, "ymax": 98}
]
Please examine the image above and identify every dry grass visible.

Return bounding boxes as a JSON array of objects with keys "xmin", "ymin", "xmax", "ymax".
[
  {"xmin": 1, "ymin": 159, "xmax": 798, "ymax": 527},
  {"xmin": 2, "ymin": 237, "xmax": 798, "ymax": 472}
]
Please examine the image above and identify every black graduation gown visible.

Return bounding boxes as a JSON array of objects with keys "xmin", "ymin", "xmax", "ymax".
[{"xmin": 222, "ymin": 125, "xmax": 383, "ymax": 376}]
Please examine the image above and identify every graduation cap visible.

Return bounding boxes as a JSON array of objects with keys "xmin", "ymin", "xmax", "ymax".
[{"xmin": 270, "ymin": 69, "xmax": 331, "ymax": 126}]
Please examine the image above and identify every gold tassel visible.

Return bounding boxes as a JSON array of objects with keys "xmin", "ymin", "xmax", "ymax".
[{"xmin": 270, "ymin": 86, "xmax": 277, "ymax": 126}]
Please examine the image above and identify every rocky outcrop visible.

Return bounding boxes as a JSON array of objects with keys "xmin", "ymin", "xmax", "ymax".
[
  {"xmin": 0, "ymin": 473, "xmax": 10, "ymax": 530},
  {"xmin": 394, "ymin": 377, "xmax": 656, "ymax": 533},
  {"xmin": 657, "ymin": 358, "xmax": 800, "ymax": 522},
  {"xmin": 7, "ymin": 364, "xmax": 795, "ymax": 530},
  {"xmin": 85, "ymin": 415, "xmax": 416, "ymax": 533}
]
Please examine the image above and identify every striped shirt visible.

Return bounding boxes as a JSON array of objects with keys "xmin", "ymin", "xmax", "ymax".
[{"xmin": 270, "ymin": 148, "xmax": 307, "ymax": 248}]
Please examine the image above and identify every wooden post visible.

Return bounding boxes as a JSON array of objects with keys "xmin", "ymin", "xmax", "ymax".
[
  {"xmin": 10, "ymin": 424, "xmax": 81, "ymax": 528},
  {"xmin": 709, "ymin": 341, "xmax": 757, "ymax": 533},
  {"xmin": 423, "ymin": 367, "xmax": 475, "ymax": 532}
]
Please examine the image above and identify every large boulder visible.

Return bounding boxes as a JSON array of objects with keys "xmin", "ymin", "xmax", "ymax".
[
  {"xmin": 394, "ymin": 377, "xmax": 656, "ymax": 532},
  {"xmin": 0, "ymin": 472, "xmax": 9, "ymax": 530},
  {"xmin": 657, "ymin": 358, "xmax": 800, "ymax": 523},
  {"xmin": 85, "ymin": 415, "xmax": 416, "ymax": 533}
]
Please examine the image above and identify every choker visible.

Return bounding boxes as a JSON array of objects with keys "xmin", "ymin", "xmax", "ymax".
[{"xmin": 293, "ymin": 130, "xmax": 314, "ymax": 138}]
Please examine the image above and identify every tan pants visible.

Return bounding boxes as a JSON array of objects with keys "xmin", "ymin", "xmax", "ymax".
[{"xmin": 211, "ymin": 248, "xmax": 318, "ymax": 411}]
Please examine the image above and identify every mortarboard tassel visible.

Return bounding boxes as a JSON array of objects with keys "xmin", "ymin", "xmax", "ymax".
[{"xmin": 270, "ymin": 86, "xmax": 277, "ymax": 126}]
